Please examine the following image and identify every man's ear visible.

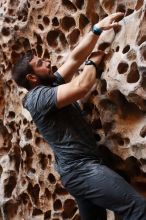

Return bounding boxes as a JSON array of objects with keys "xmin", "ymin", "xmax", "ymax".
[{"xmin": 26, "ymin": 74, "xmax": 38, "ymax": 83}]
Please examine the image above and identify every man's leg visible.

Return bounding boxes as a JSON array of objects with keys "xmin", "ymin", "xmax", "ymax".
[
  {"xmin": 76, "ymin": 198, "xmax": 107, "ymax": 220},
  {"xmin": 64, "ymin": 162, "xmax": 146, "ymax": 220},
  {"xmin": 84, "ymin": 164, "xmax": 146, "ymax": 220}
]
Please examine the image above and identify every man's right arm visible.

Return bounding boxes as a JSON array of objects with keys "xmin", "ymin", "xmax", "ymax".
[
  {"xmin": 56, "ymin": 51, "xmax": 104, "ymax": 109},
  {"xmin": 57, "ymin": 12, "xmax": 124, "ymax": 83}
]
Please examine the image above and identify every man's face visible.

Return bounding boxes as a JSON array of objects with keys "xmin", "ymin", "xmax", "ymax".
[{"xmin": 29, "ymin": 56, "xmax": 55, "ymax": 85}]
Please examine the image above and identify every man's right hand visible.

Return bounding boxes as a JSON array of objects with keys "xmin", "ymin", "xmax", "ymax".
[{"xmin": 95, "ymin": 12, "xmax": 124, "ymax": 31}]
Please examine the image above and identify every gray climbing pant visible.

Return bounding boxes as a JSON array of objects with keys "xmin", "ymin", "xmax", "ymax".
[{"xmin": 62, "ymin": 161, "xmax": 146, "ymax": 220}]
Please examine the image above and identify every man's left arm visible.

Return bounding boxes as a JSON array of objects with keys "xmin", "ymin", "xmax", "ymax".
[{"xmin": 57, "ymin": 12, "xmax": 124, "ymax": 83}]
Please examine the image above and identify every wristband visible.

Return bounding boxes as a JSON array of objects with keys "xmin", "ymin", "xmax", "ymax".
[
  {"xmin": 92, "ymin": 25, "xmax": 102, "ymax": 35},
  {"xmin": 85, "ymin": 60, "xmax": 98, "ymax": 72}
]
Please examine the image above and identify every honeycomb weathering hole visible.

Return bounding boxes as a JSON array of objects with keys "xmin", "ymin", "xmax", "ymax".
[
  {"xmin": 61, "ymin": 16, "xmax": 76, "ymax": 31},
  {"xmin": 53, "ymin": 199, "xmax": 62, "ymax": 211},
  {"xmin": 4, "ymin": 174, "xmax": 17, "ymax": 197},
  {"xmin": 79, "ymin": 14, "xmax": 89, "ymax": 29},
  {"xmin": 141, "ymin": 73, "xmax": 146, "ymax": 90},
  {"xmin": 117, "ymin": 62, "xmax": 129, "ymax": 74},
  {"xmin": 47, "ymin": 30, "xmax": 68, "ymax": 48},
  {"xmin": 47, "ymin": 30, "xmax": 60, "ymax": 47},
  {"xmin": 74, "ymin": 0, "xmax": 84, "ymax": 9},
  {"xmin": 140, "ymin": 44, "xmax": 146, "ymax": 61},
  {"xmin": 43, "ymin": 16, "xmax": 50, "ymax": 25},
  {"xmin": 39, "ymin": 153, "xmax": 48, "ymax": 170},
  {"xmin": 48, "ymin": 173, "xmax": 56, "ymax": 184},
  {"xmin": 135, "ymin": 0, "xmax": 144, "ymax": 11},
  {"xmin": 63, "ymin": 199, "xmax": 77, "ymax": 218},
  {"xmin": 127, "ymin": 62, "xmax": 140, "ymax": 83},
  {"xmin": 140, "ymin": 125, "xmax": 146, "ymax": 137},
  {"xmin": 67, "ymin": 28, "xmax": 80, "ymax": 45},
  {"xmin": 52, "ymin": 17, "xmax": 59, "ymax": 26},
  {"xmin": 122, "ymin": 45, "xmax": 130, "ymax": 54},
  {"xmin": 32, "ymin": 208, "xmax": 43, "ymax": 216},
  {"xmin": 62, "ymin": 0, "xmax": 77, "ymax": 12}
]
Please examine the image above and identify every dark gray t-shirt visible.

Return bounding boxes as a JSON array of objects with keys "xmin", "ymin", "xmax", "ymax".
[{"xmin": 23, "ymin": 72, "xmax": 100, "ymax": 177}]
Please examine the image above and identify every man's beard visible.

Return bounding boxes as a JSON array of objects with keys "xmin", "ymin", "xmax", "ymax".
[{"xmin": 37, "ymin": 73, "xmax": 56, "ymax": 86}]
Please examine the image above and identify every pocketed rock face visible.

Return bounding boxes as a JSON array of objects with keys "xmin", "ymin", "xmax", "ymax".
[{"xmin": 0, "ymin": 0, "xmax": 146, "ymax": 219}]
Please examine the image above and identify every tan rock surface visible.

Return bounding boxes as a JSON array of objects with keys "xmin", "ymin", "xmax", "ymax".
[{"xmin": 0, "ymin": 0, "xmax": 146, "ymax": 219}]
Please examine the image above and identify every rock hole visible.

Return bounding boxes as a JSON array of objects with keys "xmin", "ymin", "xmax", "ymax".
[
  {"xmin": 62, "ymin": 0, "xmax": 77, "ymax": 12},
  {"xmin": 23, "ymin": 118, "xmax": 28, "ymax": 125},
  {"xmin": 23, "ymin": 38, "xmax": 31, "ymax": 50},
  {"xmin": 79, "ymin": 14, "xmax": 89, "ymax": 29},
  {"xmin": 91, "ymin": 12, "xmax": 99, "ymax": 24},
  {"xmin": 32, "ymin": 208, "xmax": 43, "ymax": 216},
  {"xmin": 52, "ymin": 17, "xmax": 59, "ymax": 26},
  {"xmin": 34, "ymin": 32, "xmax": 43, "ymax": 44},
  {"xmin": 116, "ymin": 46, "xmax": 120, "ymax": 52},
  {"xmin": 102, "ymin": 121, "xmax": 114, "ymax": 135},
  {"xmin": 43, "ymin": 49, "xmax": 50, "ymax": 59},
  {"xmin": 47, "ymin": 30, "xmax": 59, "ymax": 47},
  {"xmin": 135, "ymin": 0, "xmax": 144, "ymax": 10},
  {"xmin": 91, "ymin": 118, "xmax": 102, "ymax": 129},
  {"xmin": 3, "ymin": 201, "xmax": 18, "ymax": 218},
  {"xmin": 0, "ymin": 165, "xmax": 3, "ymax": 177},
  {"xmin": 36, "ymin": 44, "xmax": 43, "ymax": 57},
  {"xmin": 125, "ymin": 8, "xmax": 134, "ymax": 16},
  {"xmin": 140, "ymin": 44, "xmax": 146, "ymax": 61},
  {"xmin": 117, "ymin": 62, "xmax": 129, "ymax": 74},
  {"xmin": 35, "ymin": 136, "xmax": 41, "ymax": 145},
  {"xmin": 39, "ymin": 153, "xmax": 48, "ymax": 170},
  {"xmin": 140, "ymin": 125, "xmax": 146, "ymax": 137},
  {"xmin": 45, "ymin": 188, "xmax": 52, "ymax": 200},
  {"xmin": 110, "ymin": 133, "xmax": 124, "ymax": 146},
  {"xmin": 74, "ymin": 0, "xmax": 84, "ymax": 9},
  {"xmin": 116, "ymin": 4, "xmax": 126, "ymax": 13},
  {"xmin": 24, "ymin": 129, "xmax": 32, "ymax": 140},
  {"xmin": 61, "ymin": 16, "xmax": 76, "ymax": 31},
  {"xmin": 137, "ymin": 35, "xmax": 146, "ymax": 46},
  {"xmin": 63, "ymin": 199, "xmax": 77, "ymax": 218},
  {"xmin": 67, "ymin": 28, "xmax": 80, "ymax": 45},
  {"xmin": 54, "ymin": 183, "xmax": 68, "ymax": 196},
  {"xmin": 53, "ymin": 199, "xmax": 62, "ymax": 211},
  {"xmin": 44, "ymin": 210, "xmax": 51, "ymax": 219},
  {"xmin": 38, "ymin": 15, "xmax": 42, "ymax": 19},
  {"xmin": 23, "ymin": 144, "xmax": 33, "ymax": 157},
  {"xmin": 48, "ymin": 173, "xmax": 56, "ymax": 184},
  {"xmin": 8, "ymin": 111, "xmax": 15, "ymax": 118},
  {"xmin": 127, "ymin": 62, "xmax": 140, "ymax": 83},
  {"xmin": 27, "ymin": 183, "xmax": 40, "ymax": 205},
  {"xmin": 20, "ymin": 193, "xmax": 30, "ymax": 205},
  {"xmin": 94, "ymin": 133, "xmax": 101, "ymax": 142},
  {"xmin": 43, "ymin": 16, "xmax": 50, "ymax": 25},
  {"xmin": 52, "ymin": 65, "xmax": 58, "ymax": 73},
  {"xmin": 1, "ymin": 27, "xmax": 10, "ymax": 36},
  {"xmin": 98, "ymin": 42, "xmax": 110, "ymax": 50},
  {"xmin": 122, "ymin": 45, "xmax": 130, "ymax": 54},
  {"xmin": 38, "ymin": 23, "xmax": 44, "ymax": 31},
  {"xmin": 140, "ymin": 73, "xmax": 146, "ymax": 90},
  {"xmin": 100, "ymin": 79, "xmax": 107, "ymax": 94},
  {"xmin": 4, "ymin": 173, "xmax": 17, "ymax": 197}
]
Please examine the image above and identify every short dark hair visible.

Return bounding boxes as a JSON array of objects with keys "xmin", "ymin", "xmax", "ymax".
[{"xmin": 12, "ymin": 51, "xmax": 34, "ymax": 90}]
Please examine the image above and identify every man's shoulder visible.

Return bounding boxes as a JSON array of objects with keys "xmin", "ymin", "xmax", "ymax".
[{"xmin": 23, "ymin": 85, "xmax": 50, "ymax": 108}]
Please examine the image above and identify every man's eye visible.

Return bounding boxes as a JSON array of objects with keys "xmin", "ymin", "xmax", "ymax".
[{"xmin": 37, "ymin": 60, "xmax": 42, "ymax": 66}]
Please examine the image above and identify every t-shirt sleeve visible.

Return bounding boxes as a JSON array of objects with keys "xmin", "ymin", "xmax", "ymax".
[
  {"xmin": 53, "ymin": 71, "xmax": 65, "ymax": 86},
  {"xmin": 26, "ymin": 86, "xmax": 58, "ymax": 115}
]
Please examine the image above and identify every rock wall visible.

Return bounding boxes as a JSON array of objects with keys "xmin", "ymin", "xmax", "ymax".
[{"xmin": 0, "ymin": 0, "xmax": 146, "ymax": 219}]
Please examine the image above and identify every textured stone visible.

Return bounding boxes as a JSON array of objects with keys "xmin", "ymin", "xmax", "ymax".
[{"xmin": 0, "ymin": 0, "xmax": 146, "ymax": 219}]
